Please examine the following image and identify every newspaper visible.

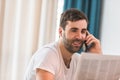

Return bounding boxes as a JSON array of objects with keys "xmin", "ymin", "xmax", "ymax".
[{"xmin": 74, "ymin": 52, "xmax": 120, "ymax": 80}]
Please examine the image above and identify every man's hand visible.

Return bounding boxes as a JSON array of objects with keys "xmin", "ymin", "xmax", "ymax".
[
  {"xmin": 36, "ymin": 68, "xmax": 54, "ymax": 80},
  {"xmin": 85, "ymin": 31, "xmax": 102, "ymax": 54}
]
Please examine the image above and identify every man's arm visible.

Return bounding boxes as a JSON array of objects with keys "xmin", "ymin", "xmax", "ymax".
[{"xmin": 36, "ymin": 68, "xmax": 54, "ymax": 80}]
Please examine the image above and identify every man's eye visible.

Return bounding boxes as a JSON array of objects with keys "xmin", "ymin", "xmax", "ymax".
[
  {"xmin": 71, "ymin": 29, "xmax": 77, "ymax": 32},
  {"xmin": 81, "ymin": 30, "xmax": 86, "ymax": 34}
]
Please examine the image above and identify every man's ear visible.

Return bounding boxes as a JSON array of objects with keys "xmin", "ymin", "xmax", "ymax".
[{"xmin": 59, "ymin": 27, "xmax": 63, "ymax": 37}]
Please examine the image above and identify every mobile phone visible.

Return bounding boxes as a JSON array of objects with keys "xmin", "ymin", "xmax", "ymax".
[
  {"xmin": 82, "ymin": 31, "xmax": 94, "ymax": 52},
  {"xmin": 78, "ymin": 31, "xmax": 93, "ymax": 53},
  {"xmin": 83, "ymin": 42, "xmax": 94, "ymax": 52}
]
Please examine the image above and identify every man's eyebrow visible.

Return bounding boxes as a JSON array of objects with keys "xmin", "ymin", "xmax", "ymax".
[
  {"xmin": 70, "ymin": 27, "xmax": 79, "ymax": 30},
  {"xmin": 82, "ymin": 28, "xmax": 87, "ymax": 31}
]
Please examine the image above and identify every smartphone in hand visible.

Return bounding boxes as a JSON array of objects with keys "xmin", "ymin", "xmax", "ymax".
[{"xmin": 82, "ymin": 31, "xmax": 94, "ymax": 52}]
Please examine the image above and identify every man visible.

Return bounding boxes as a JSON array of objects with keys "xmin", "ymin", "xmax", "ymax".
[{"xmin": 25, "ymin": 8, "xmax": 102, "ymax": 80}]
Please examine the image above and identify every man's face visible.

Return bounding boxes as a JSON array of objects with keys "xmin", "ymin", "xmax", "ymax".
[{"xmin": 59, "ymin": 20, "xmax": 87, "ymax": 53}]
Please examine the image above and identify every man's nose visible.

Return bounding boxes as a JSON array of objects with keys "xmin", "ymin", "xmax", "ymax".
[{"xmin": 75, "ymin": 32, "xmax": 84, "ymax": 39}]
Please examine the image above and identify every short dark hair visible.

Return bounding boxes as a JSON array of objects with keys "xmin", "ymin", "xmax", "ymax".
[{"xmin": 60, "ymin": 8, "xmax": 88, "ymax": 30}]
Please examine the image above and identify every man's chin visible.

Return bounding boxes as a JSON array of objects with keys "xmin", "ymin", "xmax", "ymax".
[
  {"xmin": 67, "ymin": 45, "xmax": 82, "ymax": 53},
  {"xmin": 72, "ymin": 48, "xmax": 81, "ymax": 52},
  {"xmin": 73, "ymin": 46, "xmax": 82, "ymax": 52}
]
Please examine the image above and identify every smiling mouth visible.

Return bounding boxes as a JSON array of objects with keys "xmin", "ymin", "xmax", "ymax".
[{"xmin": 72, "ymin": 41, "xmax": 83, "ymax": 47}]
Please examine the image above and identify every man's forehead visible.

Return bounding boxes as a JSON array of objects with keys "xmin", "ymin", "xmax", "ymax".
[{"xmin": 65, "ymin": 20, "xmax": 87, "ymax": 29}]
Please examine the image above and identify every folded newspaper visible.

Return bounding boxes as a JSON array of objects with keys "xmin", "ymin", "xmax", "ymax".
[{"xmin": 74, "ymin": 52, "xmax": 120, "ymax": 80}]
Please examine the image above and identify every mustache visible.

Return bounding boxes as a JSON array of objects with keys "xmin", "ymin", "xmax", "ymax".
[{"xmin": 72, "ymin": 39, "xmax": 85, "ymax": 43}]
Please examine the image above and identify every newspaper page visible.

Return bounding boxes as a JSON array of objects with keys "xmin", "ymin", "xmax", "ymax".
[{"xmin": 74, "ymin": 52, "xmax": 120, "ymax": 80}]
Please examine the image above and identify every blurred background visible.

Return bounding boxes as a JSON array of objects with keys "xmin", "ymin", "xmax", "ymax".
[{"xmin": 0, "ymin": 0, "xmax": 120, "ymax": 80}]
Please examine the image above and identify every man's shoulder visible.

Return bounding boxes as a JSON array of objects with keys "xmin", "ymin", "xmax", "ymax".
[
  {"xmin": 33, "ymin": 41, "xmax": 59, "ymax": 57},
  {"xmin": 43, "ymin": 41, "xmax": 58, "ymax": 50},
  {"xmin": 41, "ymin": 41, "xmax": 58, "ymax": 53}
]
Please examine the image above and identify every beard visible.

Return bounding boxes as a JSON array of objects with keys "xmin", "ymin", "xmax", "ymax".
[{"xmin": 62, "ymin": 33, "xmax": 84, "ymax": 54}]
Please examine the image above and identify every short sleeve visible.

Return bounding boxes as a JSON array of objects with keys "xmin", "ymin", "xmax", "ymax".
[{"xmin": 33, "ymin": 47, "xmax": 59, "ymax": 75}]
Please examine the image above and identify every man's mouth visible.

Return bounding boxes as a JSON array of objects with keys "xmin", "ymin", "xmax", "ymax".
[{"xmin": 72, "ymin": 41, "xmax": 82, "ymax": 47}]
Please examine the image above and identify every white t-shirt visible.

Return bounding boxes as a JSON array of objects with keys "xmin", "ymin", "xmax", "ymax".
[{"xmin": 25, "ymin": 41, "xmax": 80, "ymax": 80}]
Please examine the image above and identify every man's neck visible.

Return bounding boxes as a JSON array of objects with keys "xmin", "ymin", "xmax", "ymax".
[{"xmin": 58, "ymin": 40, "xmax": 73, "ymax": 68}]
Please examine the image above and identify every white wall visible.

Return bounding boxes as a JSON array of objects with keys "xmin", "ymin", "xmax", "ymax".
[{"xmin": 100, "ymin": 0, "xmax": 120, "ymax": 55}]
